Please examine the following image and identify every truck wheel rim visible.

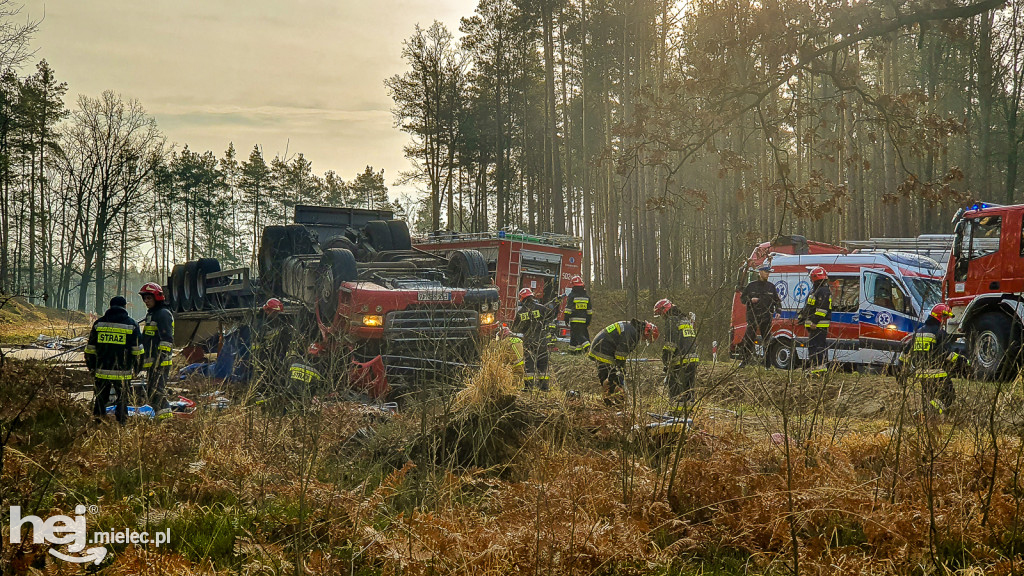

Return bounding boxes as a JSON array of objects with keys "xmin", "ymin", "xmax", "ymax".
[
  {"xmin": 977, "ymin": 330, "xmax": 1003, "ymax": 368},
  {"xmin": 774, "ymin": 346, "xmax": 791, "ymax": 368}
]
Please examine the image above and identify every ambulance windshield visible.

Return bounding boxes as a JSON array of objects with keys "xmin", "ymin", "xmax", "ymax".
[{"xmin": 906, "ymin": 277, "xmax": 942, "ymax": 311}]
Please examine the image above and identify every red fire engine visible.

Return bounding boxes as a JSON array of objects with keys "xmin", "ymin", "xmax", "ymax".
[{"xmin": 414, "ymin": 231, "xmax": 584, "ymax": 325}]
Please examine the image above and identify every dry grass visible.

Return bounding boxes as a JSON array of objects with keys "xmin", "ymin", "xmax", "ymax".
[{"xmin": 7, "ymin": 344, "xmax": 1024, "ymax": 575}]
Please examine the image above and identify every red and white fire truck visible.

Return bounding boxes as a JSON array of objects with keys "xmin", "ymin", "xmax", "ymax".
[{"xmin": 414, "ymin": 231, "xmax": 584, "ymax": 327}]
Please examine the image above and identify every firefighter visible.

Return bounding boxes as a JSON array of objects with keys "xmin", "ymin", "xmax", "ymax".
[
  {"xmin": 85, "ymin": 296, "xmax": 144, "ymax": 425},
  {"xmin": 139, "ymin": 282, "xmax": 174, "ymax": 418},
  {"xmin": 512, "ymin": 287, "xmax": 556, "ymax": 390},
  {"xmin": 654, "ymin": 299, "xmax": 699, "ymax": 403},
  {"xmin": 739, "ymin": 263, "xmax": 782, "ymax": 367},
  {"xmin": 588, "ymin": 319, "xmax": 659, "ymax": 405},
  {"xmin": 797, "ymin": 267, "xmax": 832, "ymax": 376},
  {"xmin": 900, "ymin": 303, "xmax": 966, "ymax": 413},
  {"xmin": 253, "ymin": 298, "xmax": 295, "ymax": 399},
  {"xmin": 498, "ymin": 325, "xmax": 526, "ymax": 382},
  {"xmin": 563, "ymin": 275, "xmax": 594, "ymax": 354}
]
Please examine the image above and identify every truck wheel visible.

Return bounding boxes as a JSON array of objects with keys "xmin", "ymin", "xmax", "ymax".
[
  {"xmin": 182, "ymin": 261, "xmax": 200, "ymax": 311},
  {"xmin": 322, "ymin": 235, "xmax": 356, "ymax": 252},
  {"xmin": 316, "ymin": 248, "xmax": 357, "ymax": 325},
  {"xmin": 259, "ymin": 226, "xmax": 290, "ymax": 294},
  {"xmin": 768, "ymin": 338, "xmax": 795, "ymax": 370},
  {"xmin": 168, "ymin": 264, "xmax": 184, "ymax": 311},
  {"xmin": 447, "ymin": 249, "xmax": 490, "ymax": 288},
  {"xmin": 387, "ymin": 220, "xmax": 412, "ymax": 250},
  {"xmin": 286, "ymin": 224, "xmax": 318, "ymax": 255},
  {"xmin": 971, "ymin": 312, "xmax": 1014, "ymax": 380},
  {"xmin": 194, "ymin": 258, "xmax": 221, "ymax": 310},
  {"xmin": 364, "ymin": 220, "xmax": 394, "ymax": 252}
]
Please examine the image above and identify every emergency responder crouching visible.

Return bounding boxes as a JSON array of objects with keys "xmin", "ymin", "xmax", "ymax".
[
  {"xmin": 513, "ymin": 287, "xmax": 556, "ymax": 391},
  {"xmin": 588, "ymin": 319, "xmax": 659, "ymax": 406},
  {"xmin": 563, "ymin": 275, "xmax": 594, "ymax": 354},
  {"xmin": 901, "ymin": 303, "xmax": 966, "ymax": 414},
  {"xmin": 739, "ymin": 263, "xmax": 782, "ymax": 367},
  {"xmin": 139, "ymin": 283, "xmax": 174, "ymax": 418},
  {"xmin": 654, "ymin": 299, "xmax": 699, "ymax": 403},
  {"xmin": 85, "ymin": 296, "xmax": 144, "ymax": 425},
  {"xmin": 798, "ymin": 267, "xmax": 832, "ymax": 376}
]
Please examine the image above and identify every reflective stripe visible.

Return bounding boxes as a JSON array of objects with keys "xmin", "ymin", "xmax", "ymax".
[
  {"xmin": 615, "ymin": 354, "xmax": 627, "ymax": 361},
  {"xmin": 290, "ymin": 364, "xmax": 321, "ymax": 383},
  {"xmin": 132, "ymin": 346, "xmax": 144, "ymax": 355},
  {"xmin": 84, "ymin": 345, "xmax": 96, "ymax": 355},
  {"xmin": 96, "ymin": 368, "xmax": 132, "ymax": 380},
  {"xmin": 663, "ymin": 344, "xmax": 677, "ymax": 353},
  {"xmin": 815, "ymin": 309, "xmax": 828, "ymax": 317},
  {"xmin": 914, "ymin": 368, "xmax": 948, "ymax": 379},
  {"xmin": 536, "ymin": 375, "xmax": 550, "ymax": 380},
  {"xmin": 158, "ymin": 341, "xmax": 173, "ymax": 352},
  {"xmin": 143, "ymin": 361, "xmax": 153, "ymax": 369},
  {"xmin": 589, "ymin": 350, "xmax": 614, "ymax": 364},
  {"xmin": 144, "ymin": 325, "xmax": 157, "ymax": 336},
  {"xmin": 570, "ymin": 318, "xmax": 588, "ymax": 323},
  {"xmin": 512, "ymin": 360, "xmax": 526, "ymax": 368},
  {"xmin": 95, "ymin": 322, "xmax": 134, "ymax": 333}
]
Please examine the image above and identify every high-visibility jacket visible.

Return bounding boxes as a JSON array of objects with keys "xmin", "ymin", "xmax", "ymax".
[
  {"xmin": 563, "ymin": 287, "xmax": 593, "ymax": 325},
  {"xmin": 85, "ymin": 305, "xmax": 144, "ymax": 381},
  {"xmin": 140, "ymin": 303, "xmax": 174, "ymax": 370},
  {"xmin": 512, "ymin": 297, "xmax": 556, "ymax": 344},
  {"xmin": 507, "ymin": 336, "xmax": 525, "ymax": 368},
  {"xmin": 662, "ymin": 310, "xmax": 699, "ymax": 368},
  {"xmin": 799, "ymin": 281, "xmax": 832, "ymax": 330},
  {"xmin": 589, "ymin": 320, "xmax": 641, "ymax": 366},
  {"xmin": 901, "ymin": 318, "xmax": 961, "ymax": 379}
]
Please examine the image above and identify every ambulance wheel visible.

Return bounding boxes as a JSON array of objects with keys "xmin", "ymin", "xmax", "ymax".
[
  {"xmin": 768, "ymin": 338, "xmax": 795, "ymax": 370},
  {"xmin": 970, "ymin": 312, "xmax": 1013, "ymax": 381}
]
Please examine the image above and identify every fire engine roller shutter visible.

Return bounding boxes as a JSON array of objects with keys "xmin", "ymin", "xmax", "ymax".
[{"xmin": 520, "ymin": 249, "xmax": 562, "ymax": 276}]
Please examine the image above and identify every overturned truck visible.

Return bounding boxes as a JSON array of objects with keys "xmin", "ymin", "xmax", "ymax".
[{"xmin": 164, "ymin": 205, "xmax": 500, "ymax": 398}]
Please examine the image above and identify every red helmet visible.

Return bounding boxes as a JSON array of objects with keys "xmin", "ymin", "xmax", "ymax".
[
  {"xmin": 642, "ymin": 321, "xmax": 660, "ymax": 343},
  {"xmin": 262, "ymin": 298, "xmax": 284, "ymax": 313},
  {"xmin": 518, "ymin": 287, "xmax": 534, "ymax": 301},
  {"xmin": 138, "ymin": 282, "xmax": 164, "ymax": 301},
  {"xmin": 653, "ymin": 298, "xmax": 674, "ymax": 317},
  {"xmin": 571, "ymin": 275, "xmax": 585, "ymax": 287},
  {"xmin": 498, "ymin": 325, "xmax": 513, "ymax": 339},
  {"xmin": 809, "ymin": 267, "xmax": 828, "ymax": 281},
  {"xmin": 930, "ymin": 303, "xmax": 954, "ymax": 321}
]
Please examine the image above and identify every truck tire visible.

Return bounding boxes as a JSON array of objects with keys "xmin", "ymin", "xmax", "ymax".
[
  {"xmin": 182, "ymin": 261, "xmax": 200, "ymax": 311},
  {"xmin": 322, "ymin": 235, "xmax": 356, "ymax": 252},
  {"xmin": 364, "ymin": 220, "xmax": 394, "ymax": 252},
  {"xmin": 970, "ymin": 312, "xmax": 1015, "ymax": 380},
  {"xmin": 447, "ymin": 249, "xmax": 490, "ymax": 288},
  {"xmin": 316, "ymin": 248, "xmax": 357, "ymax": 326},
  {"xmin": 387, "ymin": 220, "xmax": 412, "ymax": 250},
  {"xmin": 168, "ymin": 264, "xmax": 184, "ymax": 311},
  {"xmin": 768, "ymin": 338, "xmax": 795, "ymax": 370},
  {"xmin": 259, "ymin": 226, "xmax": 290, "ymax": 294},
  {"xmin": 193, "ymin": 258, "xmax": 221, "ymax": 310}
]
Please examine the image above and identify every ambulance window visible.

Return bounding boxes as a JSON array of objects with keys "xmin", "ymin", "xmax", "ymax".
[
  {"xmin": 865, "ymin": 272, "xmax": 910, "ymax": 314},
  {"xmin": 831, "ymin": 277, "xmax": 860, "ymax": 312}
]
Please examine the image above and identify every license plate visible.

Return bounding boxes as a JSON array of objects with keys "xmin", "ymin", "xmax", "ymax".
[{"xmin": 418, "ymin": 291, "xmax": 451, "ymax": 301}]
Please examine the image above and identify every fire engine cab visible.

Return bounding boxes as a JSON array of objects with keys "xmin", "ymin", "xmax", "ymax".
[
  {"xmin": 414, "ymin": 231, "xmax": 584, "ymax": 327},
  {"xmin": 944, "ymin": 202, "xmax": 1024, "ymax": 379}
]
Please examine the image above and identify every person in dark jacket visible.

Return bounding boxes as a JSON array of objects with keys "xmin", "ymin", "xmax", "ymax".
[
  {"xmin": 588, "ymin": 319, "xmax": 659, "ymax": 405},
  {"xmin": 512, "ymin": 287, "xmax": 557, "ymax": 390},
  {"xmin": 85, "ymin": 296, "xmax": 144, "ymax": 424},
  {"xmin": 252, "ymin": 298, "xmax": 295, "ymax": 399},
  {"xmin": 900, "ymin": 303, "xmax": 965, "ymax": 413},
  {"xmin": 654, "ymin": 299, "xmax": 699, "ymax": 403},
  {"xmin": 797, "ymin": 267, "xmax": 832, "ymax": 376},
  {"xmin": 738, "ymin": 263, "xmax": 782, "ymax": 367},
  {"xmin": 563, "ymin": 276, "xmax": 594, "ymax": 354},
  {"xmin": 139, "ymin": 282, "xmax": 174, "ymax": 418}
]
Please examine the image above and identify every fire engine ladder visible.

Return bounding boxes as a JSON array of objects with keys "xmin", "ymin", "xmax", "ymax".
[{"xmin": 503, "ymin": 233, "xmax": 524, "ymax": 307}]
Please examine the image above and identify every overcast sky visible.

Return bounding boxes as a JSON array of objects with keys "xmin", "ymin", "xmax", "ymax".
[{"xmin": 27, "ymin": 0, "xmax": 477, "ymax": 200}]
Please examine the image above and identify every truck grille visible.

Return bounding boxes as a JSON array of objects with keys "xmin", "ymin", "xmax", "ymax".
[{"xmin": 383, "ymin": 309, "xmax": 480, "ymax": 362}]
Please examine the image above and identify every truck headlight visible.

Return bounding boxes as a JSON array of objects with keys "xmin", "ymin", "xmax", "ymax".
[
  {"xmin": 480, "ymin": 312, "xmax": 496, "ymax": 325},
  {"xmin": 362, "ymin": 315, "xmax": 383, "ymax": 327}
]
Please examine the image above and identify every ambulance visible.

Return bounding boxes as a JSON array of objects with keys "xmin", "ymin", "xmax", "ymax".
[{"xmin": 730, "ymin": 249, "xmax": 945, "ymax": 370}]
